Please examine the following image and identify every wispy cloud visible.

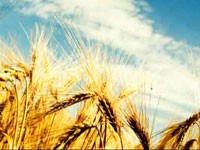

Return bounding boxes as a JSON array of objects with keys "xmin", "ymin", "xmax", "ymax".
[{"xmin": 17, "ymin": 0, "xmax": 200, "ymax": 127}]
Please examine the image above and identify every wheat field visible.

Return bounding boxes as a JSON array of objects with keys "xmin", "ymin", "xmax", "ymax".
[{"xmin": 0, "ymin": 22, "xmax": 199, "ymax": 149}]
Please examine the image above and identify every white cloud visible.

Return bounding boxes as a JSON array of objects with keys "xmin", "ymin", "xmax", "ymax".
[{"xmin": 17, "ymin": 0, "xmax": 200, "ymax": 129}]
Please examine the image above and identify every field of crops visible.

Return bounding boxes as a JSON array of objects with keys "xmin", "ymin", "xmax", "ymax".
[{"xmin": 0, "ymin": 23, "xmax": 199, "ymax": 149}]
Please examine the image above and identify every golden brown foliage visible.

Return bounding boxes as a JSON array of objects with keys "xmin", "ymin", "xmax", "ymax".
[{"xmin": 0, "ymin": 24, "xmax": 199, "ymax": 149}]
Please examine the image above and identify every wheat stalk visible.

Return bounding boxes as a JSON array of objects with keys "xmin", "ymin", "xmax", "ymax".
[
  {"xmin": 123, "ymin": 101, "xmax": 150, "ymax": 150},
  {"xmin": 54, "ymin": 123, "xmax": 95, "ymax": 149},
  {"xmin": 157, "ymin": 111, "xmax": 200, "ymax": 149}
]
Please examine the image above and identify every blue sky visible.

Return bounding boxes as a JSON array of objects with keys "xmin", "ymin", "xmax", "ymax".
[
  {"xmin": 0, "ymin": 0, "xmax": 200, "ymax": 130},
  {"xmin": 145, "ymin": 0, "xmax": 200, "ymax": 46},
  {"xmin": 1, "ymin": 0, "xmax": 200, "ymax": 47}
]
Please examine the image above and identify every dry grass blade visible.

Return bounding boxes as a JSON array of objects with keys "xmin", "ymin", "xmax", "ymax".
[
  {"xmin": 157, "ymin": 111, "xmax": 200, "ymax": 149},
  {"xmin": 97, "ymin": 96, "xmax": 124, "ymax": 149},
  {"xmin": 28, "ymin": 92, "xmax": 96, "ymax": 124},
  {"xmin": 0, "ymin": 128, "xmax": 13, "ymax": 149},
  {"xmin": 54, "ymin": 123, "xmax": 95, "ymax": 149},
  {"xmin": 124, "ymin": 101, "xmax": 150, "ymax": 150},
  {"xmin": 118, "ymin": 88, "xmax": 135, "ymax": 100},
  {"xmin": 98, "ymin": 96, "xmax": 118, "ymax": 133},
  {"xmin": 46, "ymin": 92, "xmax": 96, "ymax": 115}
]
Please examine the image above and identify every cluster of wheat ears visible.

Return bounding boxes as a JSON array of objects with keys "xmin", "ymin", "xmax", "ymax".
[{"xmin": 0, "ymin": 22, "xmax": 199, "ymax": 149}]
